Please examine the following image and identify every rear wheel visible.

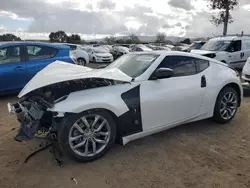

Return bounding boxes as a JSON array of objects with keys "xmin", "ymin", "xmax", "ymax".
[
  {"xmin": 77, "ymin": 58, "xmax": 86, "ymax": 66},
  {"xmin": 213, "ymin": 87, "xmax": 239, "ymax": 124},
  {"xmin": 58, "ymin": 110, "xmax": 116, "ymax": 162}
]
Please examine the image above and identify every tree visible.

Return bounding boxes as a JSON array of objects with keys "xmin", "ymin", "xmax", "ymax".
[
  {"xmin": 49, "ymin": 30, "xmax": 68, "ymax": 42},
  {"xmin": 156, "ymin": 32, "xmax": 166, "ymax": 43},
  {"xmin": 180, "ymin": 38, "xmax": 191, "ymax": 44},
  {"xmin": 208, "ymin": 0, "xmax": 238, "ymax": 36},
  {"xmin": 49, "ymin": 32, "xmax": 56, "ymax": 42},
  {"xmin": 104, "ymin": 36, "xmax": 116, "ymax": 44},
  {"xmin": 129, "ymin": 34, "xmax": 140, "ymax": 44},
  {"xmin": 0, "ymin": 34, "xmax": 21, "ymax": 41},
  {"xmin": 67, "ymin": 34, "xmax": 82, "ymax": 44}
]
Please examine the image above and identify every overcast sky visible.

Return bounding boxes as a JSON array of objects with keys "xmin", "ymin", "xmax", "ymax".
[{"xmin": 0, "ymin": 0, "xmax": 249, "ymax": 40}]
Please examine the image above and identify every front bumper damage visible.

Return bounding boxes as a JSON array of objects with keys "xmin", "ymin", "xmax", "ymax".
[{"xmin": 7, "ymin": 101, "xmax": 48, "ymax": 142}]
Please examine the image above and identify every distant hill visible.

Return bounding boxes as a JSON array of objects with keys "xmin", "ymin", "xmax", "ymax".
[{"xmin": 86, "ymin": 35, "xmax": 187, "ymax": 43}]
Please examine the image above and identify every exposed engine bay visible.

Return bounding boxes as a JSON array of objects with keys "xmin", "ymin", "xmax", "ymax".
[{"xmin": 10, "ymin": 78, "xmax": 120, "ymax": 142}]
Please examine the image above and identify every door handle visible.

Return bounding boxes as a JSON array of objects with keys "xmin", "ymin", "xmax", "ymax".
[
  {"xmin": 201, "ymin": 75, "xmax": 206, "ymax": 88},
  {"xmin": 14, "ymin": 66, "xmax": 24, "ymax": 71}
]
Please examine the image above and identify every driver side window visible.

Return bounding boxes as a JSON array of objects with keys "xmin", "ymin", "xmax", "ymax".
[
  {"xmin": 158, "ymin": 56, "xmax": 196, "ymax": 77},
  {"xmin": 230, "ymin": 40, "xmax": 241, "ymax": 52}
]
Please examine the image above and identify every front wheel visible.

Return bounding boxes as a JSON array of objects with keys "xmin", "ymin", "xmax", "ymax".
[
  {"xmin": 58, "ymin": 110, "xmax": 116, "ymax": 162},
  {"xmin": 213, "ymin": 87, "xmax": 239, "ymax": 124}
]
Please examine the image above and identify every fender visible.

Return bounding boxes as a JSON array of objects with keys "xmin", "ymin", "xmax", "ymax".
[{"xmin": 49, "ymin": 83, "xmax": 140, "ymax": 117}]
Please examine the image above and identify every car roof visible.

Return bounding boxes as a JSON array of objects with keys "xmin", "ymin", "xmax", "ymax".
[
  {"xmin": 210, "ymin": 36, "xmax": 250, "ymax": 41},
  {"xmin": 0, "ymin": 41, "xmax": 69, "ymax": 49},
  {"xmin": 129, "ymin": 51, "xmax": 218, "ymax": 61}
]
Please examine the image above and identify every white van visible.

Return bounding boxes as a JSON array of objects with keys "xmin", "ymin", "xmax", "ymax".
[{"xmin": 191, "ymin": 35, "xmax": 250, "ymax": 69}]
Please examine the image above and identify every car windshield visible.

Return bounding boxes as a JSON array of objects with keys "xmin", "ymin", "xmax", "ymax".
[
  {"xmin": 201, "ymin": 40, "xmax": 231, "ymax": 51},
  {"xmin": 106, "ymin": 54, "xmax": 159, "ymax": 78},
  {"xmin": 93, "ymin": 48, "xmax": 107, "ymax": 53}
]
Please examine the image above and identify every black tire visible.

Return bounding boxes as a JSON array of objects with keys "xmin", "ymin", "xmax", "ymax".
[
  {"xmin": 93, "ymin": 57, "xmax": 96, "ymax": 63},
  {"xmin": 58, "ymin": 110, "xmax": 116, "ymax": 162},
  {"xmin": 77, "ymin": 58, "xmax": 86, "ymax": 66},
  {"xmin": 213, "ymin": 87, "xmax": 239, "ymax": 124}
]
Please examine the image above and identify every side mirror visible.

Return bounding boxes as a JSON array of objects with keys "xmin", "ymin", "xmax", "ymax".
[{"xmin": 151, "ymin": 68, "xmax": 173, "ymax": 80}]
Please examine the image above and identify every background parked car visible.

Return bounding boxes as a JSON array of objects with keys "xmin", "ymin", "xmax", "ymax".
[
  {"xmin": 55, "ymin": 43, "xmax": 89, "ymax": 66},
  {"xmin": 101, "ymin": 45, "xmax": 113, "ymax": 52},
  {"xmin": 191, "ymin": 35, "xmax": 250, "ymax": 69},
  {"xmin": 130, "ymin": 44, "xmax": 153, "ymax": 52},
  {"xmin": 110, "ymin": 46, "xmax": 130, "ymax": 60},
  {"xmin": 189, "ymin": 41, "xmax": 206, "ymax": 50},
  {"xmin": 0, "ymin": 42, "xmax": 77, "ymax": 95},
  {"xmin": 83, "ymin": 47, "xmax": 114, "ymax": 63}
]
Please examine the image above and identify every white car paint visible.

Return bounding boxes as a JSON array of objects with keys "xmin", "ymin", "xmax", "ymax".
[
  {"xmin": 130, "ymin": 45, "xmax": 153, "ymax": 52},
  {"xmin": 242, "ymin": 57, "xmax": 250, "ymax": 82},
  {"xmin": 83, "ymin": 47, "xmax": 114, "ymax": 63},
  {"xmin": 14, "ymin": 51, "xmax": 243, "ymax": 146},
  {"xmin": 191, "ymin": 36, "xmax": 250, "ymax": 69},
  {"xmin": 56, "ymin": 43, "xmax": 90, "ymax": 65}
]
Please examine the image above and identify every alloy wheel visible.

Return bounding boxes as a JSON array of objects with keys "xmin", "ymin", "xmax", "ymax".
[
  {"xmin": 68, "ymin": 114, "xmax": 111, "ymax": 157},
  {"xmin": 220, "ymin": 92, "xmax": 237, "ymax": 120}
]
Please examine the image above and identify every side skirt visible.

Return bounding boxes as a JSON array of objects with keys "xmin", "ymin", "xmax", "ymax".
[{"xmin": 121, "ymin": 113, "xmax": 209, "ymax": 145}]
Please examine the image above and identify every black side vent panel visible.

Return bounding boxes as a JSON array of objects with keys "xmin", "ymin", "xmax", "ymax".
[{"xmin": 118, "ymin": 85, "xmax": 143, "ymax": 137}]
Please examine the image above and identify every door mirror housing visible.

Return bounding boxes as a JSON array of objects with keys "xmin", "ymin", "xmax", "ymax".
[{"xmin": 151, "ymin": 68, "xmax": 173, "ymax": 80}]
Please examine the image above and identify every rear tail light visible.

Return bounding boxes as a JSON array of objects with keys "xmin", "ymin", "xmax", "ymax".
[{"xmin": 69, "ymin": 51, "xmax": 78, "ymax": 64}]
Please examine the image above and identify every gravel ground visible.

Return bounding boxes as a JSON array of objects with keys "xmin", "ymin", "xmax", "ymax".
[{"xmin": 0, "ymin": 69, "xmax": 250, "ymax": 188}]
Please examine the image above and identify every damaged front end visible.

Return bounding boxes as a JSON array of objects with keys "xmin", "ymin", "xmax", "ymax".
[{"xmin": 8, "ymin": 78, "xmax": 118, "ymax": 142}]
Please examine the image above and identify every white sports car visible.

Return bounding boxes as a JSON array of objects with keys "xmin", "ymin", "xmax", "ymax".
[{"xmin": 8, "ymin": 51, "xmax": 243, "ymax": 162}]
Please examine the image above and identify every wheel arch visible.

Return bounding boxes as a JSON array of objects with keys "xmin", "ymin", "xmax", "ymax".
[
  {"xmin": 74, "ymin": 107, "xmax": 122, "ymax": 144},
  {"xmin": 77, "ymin": 57, "xmax": 86, "ymax": 61}
]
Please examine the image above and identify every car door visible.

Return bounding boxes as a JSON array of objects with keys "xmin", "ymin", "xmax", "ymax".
[
  {"xmin": 140, "ymin": 55, "xmax": 207, "ymax": 131},
  {"xmin": 0, "ymin": 45, "xmax": 27, "ymax": 94},
  {"xmin": 227, "ymin": 40, "xmax": 244, "ymax": 67},
  {"xmin": 24, "ymin": 45, "xmax": 58, "ymax": 82}
]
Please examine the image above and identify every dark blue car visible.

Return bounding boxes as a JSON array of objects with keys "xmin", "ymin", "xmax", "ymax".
[{"xmin": 0, "ymin": 42, "xmax": 77, "ymax": 95}]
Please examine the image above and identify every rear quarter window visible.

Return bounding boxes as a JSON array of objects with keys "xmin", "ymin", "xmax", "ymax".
[{"xmin": 196, "ymin": 59, "xmax": 210, "ymax": 73}]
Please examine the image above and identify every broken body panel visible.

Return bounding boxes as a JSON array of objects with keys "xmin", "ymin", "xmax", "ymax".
[{"xmin": 9, "ymin": 61, "xmax": 133, "ymax": 142}]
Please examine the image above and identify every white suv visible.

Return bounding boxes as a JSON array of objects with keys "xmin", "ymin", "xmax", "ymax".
[{"xmin": 191, "ymin": 35, "xmax": 250, "ymax": 69}]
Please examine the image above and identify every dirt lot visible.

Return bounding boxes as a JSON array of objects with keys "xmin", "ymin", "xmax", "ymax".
[{"xmin": 0, "ymin": 90, "xmax": 250, "ymax": 188}]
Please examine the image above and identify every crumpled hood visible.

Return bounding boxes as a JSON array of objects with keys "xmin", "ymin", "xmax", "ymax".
[
  {"xmin": 190, "ymin": 49, "xmax": 215, "ymax": 55},
  {"xmin": 18, "ymin": 60, "xmax": 132, "ymax": 98}
]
